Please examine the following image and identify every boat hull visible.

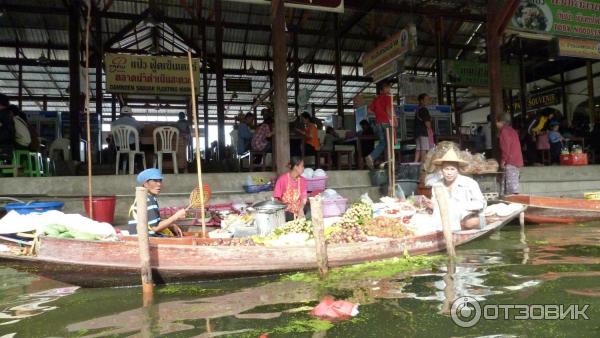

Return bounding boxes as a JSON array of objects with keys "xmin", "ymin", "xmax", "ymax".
[
  {"xmin": 504, "ymin": 195, "xmax": 600, "ymax": 224},
  {"xmin": 0, "ymin": 209, "xmax": 524, "ymax": 287}
]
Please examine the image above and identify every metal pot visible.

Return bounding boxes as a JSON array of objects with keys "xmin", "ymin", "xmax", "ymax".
[{"xmin": 250, "ymin": 200, "xmax": 286, "ymax": 236}]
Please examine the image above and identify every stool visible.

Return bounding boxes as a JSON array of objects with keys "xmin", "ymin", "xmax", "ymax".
[
  {"xmin": 0, "ymin": 151, "xmax": 19, "ymax": 177},
  {"xmin": 336, "ymin": 150, "xmax": 353, "ymax": 170},
  {"xmin": 315, "ymin": 151, "xmax": 332, "ymax": 170},
  {"xmin": 249, "ymin": 151, "xmax": 267, "ymax": 172}
]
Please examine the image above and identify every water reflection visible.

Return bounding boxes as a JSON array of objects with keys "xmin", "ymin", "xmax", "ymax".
[{"xmin": 0, "ymin": 286, "xmax": 79, "ymax": 324}]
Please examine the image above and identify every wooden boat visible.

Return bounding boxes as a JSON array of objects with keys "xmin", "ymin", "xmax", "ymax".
[
  {"xmin": 504, "ymin": 194, "xmax": 600, "ymax": 224},
  {"xmin": 0, "ymin": 207, "xmax": 524, "ymax": 287}
]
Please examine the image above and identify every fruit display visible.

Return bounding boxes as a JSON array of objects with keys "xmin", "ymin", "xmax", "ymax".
[
  {"xmin": 362, "ymin": 216, "xmax": 414, "ymax": 238},
  {"xmin": 326, "ymin": 226, "xmax": 368, "ymax": 244},
  {"xmin": 273, "ymin": 218, "xmax": 313, "ymax": 237},
  {"xmin": 204, "ymin": 238, "xmax": 257, "ymax": 246},
  {"xmin": 341, "ymin": 203, "xmax": 373, "ymax": 226}
]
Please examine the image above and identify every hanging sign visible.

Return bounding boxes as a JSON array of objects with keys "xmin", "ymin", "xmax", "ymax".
[
  {"xmin": 226, "ymin": 78, "xmax": 253, "ymax": 92},
  {"xmin": 558, "ymin": 37, "xmax": 600, "ymax": 60},
  {"xmin": 370, "ymin": 60, "xmax": 404, "ymax": 83},
  {"xmin": 226, "ymin": 0, "xmax": 343, "ymax": 13},
  {"xmin": 398, "ymin": 74, "xmax": 438, "ymax": 104},
  {"xmin": 507, "ymin": 89, "xmax": 562, "ymax": 112},
  {"xmin": 509, "ymin": 0, "xmax": 600, "ymax": 40},
  {"xmin": 105, "ymin": 53, "xmax": 201, "ymax": 95},
  {"xmin": 443, "ymin": 60, "xmax": 520, "ymax": 89},
  {"xmin": 362, "ymin": 28, "xmax": 413, "ymax": 76}
]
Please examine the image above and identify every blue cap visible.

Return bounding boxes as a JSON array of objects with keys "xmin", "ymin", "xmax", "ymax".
[
  {"xmin": 549, "ymin": 120, "xmax": 560, "ymax": 127},
  {"xmin": 137, "ymin": 168, "xmax": 163, "ymax": 185}
]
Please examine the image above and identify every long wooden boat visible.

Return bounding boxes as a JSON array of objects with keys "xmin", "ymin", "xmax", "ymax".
[
  {"xmin": 0, "ymin": 208, "xmax": 524, "ymax": 287},
  {"xmin": 504, "ymin": 194, "xmax": 600, "ymax": 224}
]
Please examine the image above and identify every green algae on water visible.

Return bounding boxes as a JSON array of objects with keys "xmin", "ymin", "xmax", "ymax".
[{"xmin": 282, "ymin": 255, "xmax": 444, "ymax": 287}]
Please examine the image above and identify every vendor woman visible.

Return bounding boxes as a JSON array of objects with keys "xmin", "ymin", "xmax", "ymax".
[
  {"xmin": 423, "ymin": 149, "xmax": 486, "ymax": 230},
  {"xmin": 273, "ymin": 157, "xmax": 308, "ymax": 220},
  {"xmin": 128, "ymin": 168, "xmax": 185, "ymax": 236}
]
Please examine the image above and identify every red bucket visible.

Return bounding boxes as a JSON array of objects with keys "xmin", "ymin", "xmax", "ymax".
[{"xmin": 83, "ymin": 196, "xmax": 117, "ymax": 224}]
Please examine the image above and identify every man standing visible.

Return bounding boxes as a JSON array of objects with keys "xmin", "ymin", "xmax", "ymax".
[
  {"xmin": 497, "ymin": 113, "xmax": 524, "ymax": 195},
  {"xmin": 414, "ymin": 93, "xmax": 434, "ymax": 163},
  {"xmin": 111, "ymin": 106, "xmax": 143, "ymax": 146},
  {"xmin": 0, "ymin": 94, "xmax": 15, "ymax": 164},
  {"xmin": 237, "ymin": 113, "xmax": 254, "ymax": 155},
  {"xmin": 365, "ymin": 81, "xmax": 393, "ymax": 169}
]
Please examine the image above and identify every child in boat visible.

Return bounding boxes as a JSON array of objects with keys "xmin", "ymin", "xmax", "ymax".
[{"xmin": 128, "ymin": 168, "xmax": 185, "ymax": 237}]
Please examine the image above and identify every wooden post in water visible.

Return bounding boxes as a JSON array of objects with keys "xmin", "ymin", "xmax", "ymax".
[
  {"xmin": 386, "ymin": 128, "xmax": 393, "ymax": 197},
  {"xmin": 433, "ymin": 185, "xmax": 456, "ymax": 257},
  {"xmin": 309, "ymin": 195, "xmax": 328, "ymax": 278},
  {"xmin": 135, "ymin": 187, "xmax": 154, "ymax": 305}
]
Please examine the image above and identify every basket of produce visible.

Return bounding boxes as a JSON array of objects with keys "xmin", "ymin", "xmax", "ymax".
[
  {"xmin": 306, "ymin": 176, "xmax": 327, "ymax": 192},
  {"xmin": 243, "ymin": 183, "xmax": 272, "ymax": 193},
  {"xmin": 322, "ymin": 197, "xmax": 348, "ymax": 218}
]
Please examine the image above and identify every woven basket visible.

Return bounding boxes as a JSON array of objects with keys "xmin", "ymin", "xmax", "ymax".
[
  {"xmin": 306, "ymin": 176, "xmax": 327, "ymax": 192},
  {"xmin": 322, "ymin": 197, "xmax": 348, "ymax": 218}
]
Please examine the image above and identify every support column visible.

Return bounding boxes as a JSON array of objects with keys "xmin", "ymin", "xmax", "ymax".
[
  {"xmin": 111, "ymin": 94, "xmax": 116, "ymax": 121},
  {"xmin": 16, "ymin": 46, "xmax": 23, "ymax": 110},
  {"xmin": 69, "ymin": 0, "xmax": 82, "ymax": 161},
  {"xmin": 560, "ymin": 72, "xmax": 570, "ymax": 123},
  {"xmin": 519, "ymin": 38, "xmax": 527, "ymax": 126},
  {"xmin": 214, "ymin": 0, "xmax": 226, "ymax": 159},
  {"xmin": 435, "ymin": 17, "xmax": 444, "ymax": 105},
  {"xmin": 271, "ymin": 0, "xmax": 289, "ymax": 174},
  {"xmin": 95, "ymin": 10, "xmax": 103, "ymax": 156},
  {"xmin": 43, "ymin": 95, "xmax": 48, "ymax": 111},
  {"xmin": 452, "ymin": 87, "xmax": 459, "ymax": 133},
  {"xmin": 587, "ymin": 61, "xmax": 595, "ymax": 124},
  {"xmin": 201, "ymin": 21, "xmax": 210, "ymax": 154},
  {"xmin": 293, "ymin": 31, "xmax": 300, "ymax": 117},
  {"xmin": 487, "ymin": 4, "xmax": 503, "ymax": 159},
  {"xmin": 334, "ymin": 14, "xmax": 344, "ymax": 122}
]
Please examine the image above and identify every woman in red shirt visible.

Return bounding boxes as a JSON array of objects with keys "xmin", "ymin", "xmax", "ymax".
[
  {"xmin": 496, "ymin": 113, "xmax": 524, "ymax": 195},
  {"xmin": 365, "ymin": 82, "xmax": 393, "ymax": 169},
  {"xmin": 296, "ymin": 112, "xmax": 320, "ymax": 156}
]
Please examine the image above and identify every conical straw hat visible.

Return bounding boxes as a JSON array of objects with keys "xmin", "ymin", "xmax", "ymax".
[{"xmin": 432, "ymin": 148, "xmax": 468, "ymax": 167}]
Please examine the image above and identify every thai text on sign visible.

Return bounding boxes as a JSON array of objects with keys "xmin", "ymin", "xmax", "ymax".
[
  {"xmin": 362, "ymin": 29, "xmax": 411, "ymax": 76},
  {"xmin": 105, "ymin": 53, "xmax": 201, "ymax": 95}
]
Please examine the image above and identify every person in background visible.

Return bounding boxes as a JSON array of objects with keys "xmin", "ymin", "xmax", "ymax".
[
  {"xmin": 237, "ymin": 112, "xmax": 254, "ymax": 155},
  {"xmin": 422, "ymin": 148, "xmax": 486, "ymax": 230},
  {"xmin": 358, "ymin": 119, "xmax": 375, "ymax": 157},
  {"xmin": 321, "ymin": 126, "xmax": 341, "ymax": 152},
  {"xmin": 414, "ymin": 93, "xmax": 434, "ymax": 163},
  {"xmin": 497, "ymin": 113, "xmax": 524, "ymax": 195},
  {"xmin": 295, "ymin": 112, "xmax": 320, "ymax": 156},
  {"xmin": 483, "ymin": 114, "xmax": 493, "ymax": 157},
  {"xmin": 175, "ymin": 112, "xmax": 191, "ymax": 135},
  {"xmin": 473, "ymin": 126, "xmax": 486, "ymax": 154},
  {"xmin": 251, "ymin": 117, "xmax": 273, "ymax": 153},
  {"xmin": 273, "ymin": 157, "xmax": 308, "ymax": 221},
  {"xmin": 128, "ymin": 168, "xmax": 185, "ymax": 237},
  {"xmin": 111, "ymin": 106, "xmax": 143, "ymax": 146},
  {"xmin": 548, "ymin": 121, "xmax": 566, "ymax": 165},
  {"xmin": 365, "ymin": 81, "xmax": 394, "ymax": 169},
  {"xmin": 0, "ymin": 94, "xmax": 15, "ymax": 164}
]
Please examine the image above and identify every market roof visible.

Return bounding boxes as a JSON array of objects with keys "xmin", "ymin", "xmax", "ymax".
[{"xmin": 0, "ymin": 0, "xmax": 586, "ymax": 121}]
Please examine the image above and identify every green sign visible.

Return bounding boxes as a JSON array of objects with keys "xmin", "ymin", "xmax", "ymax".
[
  {"xmin": 509, "ymin": 0, "xmax": 600, "ymax": 40},
  {"xmin": 443, "ymin": 61, "xmax": 520, "ymax": 89}
]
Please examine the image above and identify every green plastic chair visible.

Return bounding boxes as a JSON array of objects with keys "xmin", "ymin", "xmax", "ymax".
[
  {"xmin": 14, "ymin": 150, "xmax": 44, "ymax": 177},
  {"xmin": 0, "ymin": 152, "xmax": 18, "ymax": 177}
]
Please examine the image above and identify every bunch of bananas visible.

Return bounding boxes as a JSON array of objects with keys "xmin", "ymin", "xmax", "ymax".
[{"xmin": 274, "ymin": 218, "xmax": 313, "ymax": 236}]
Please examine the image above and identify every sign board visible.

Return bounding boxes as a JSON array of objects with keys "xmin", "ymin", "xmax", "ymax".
[
  {"xmin": 558, "ymin": 37, "xmax": 600, "ymax": 60},
  {"xmin": 352, "ymin": 93, "xmax": 376, "ymax": 108},
  {"xmin": 362, "ymin": 29, "xmax": 411, "ymax": 76},
  {"xmin": 509, "ymin": 0, "xmax": 600, "ymax": 40},
  {"xmin": 225, "ymin": 78, "xmax": 253, "ymax": 92},
  {"xmin": 443, "ymin": 60, "xmax": 520, "ymax": 89},
  {"xmin": 371, "ymin": 60, "xmax": 403, "ymax": 83},
  {"xmin": 398, "ymin": 75, "xmax": 438, "ymax": 104},
  {"xmin": 226, "ymin": 0, "xmax": 343, "ymax": 12},
  {"xmin": 105, "ymin": 53, "xmax": 200, "ymax": 95},
  {"xmin": 507, "ymin": 89, "xmax": 562, "ymax": 112}
]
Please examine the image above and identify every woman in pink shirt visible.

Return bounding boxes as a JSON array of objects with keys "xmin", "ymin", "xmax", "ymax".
[{"xmin": 273, "ymin": 158, "xmax": 308, "ymax": 220}]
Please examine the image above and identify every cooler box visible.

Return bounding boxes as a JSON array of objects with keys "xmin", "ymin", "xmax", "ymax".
[{"xmin": 560, "ymin": 153, "xmax": 587, "ymax": 166}]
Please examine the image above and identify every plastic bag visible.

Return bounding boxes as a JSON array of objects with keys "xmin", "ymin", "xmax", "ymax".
[
  {"xmin": 245, "ymin": 175, "xmax": 254, "ymax": 186},
  {"xmin": 360, "ymin": 193, "xmax": 373, "ymax": 206}
]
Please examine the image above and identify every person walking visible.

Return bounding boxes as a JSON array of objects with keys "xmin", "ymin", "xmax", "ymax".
[
  {"xmin": 414, "ymin": 93, "xmax": 434, "ymax": 163},
  {"xmin": 365, "ymin": 82, "xmax": 394, "ymax": 169},
  {"xmin": 496, "ymin": 113, "xmax": 524, "ymax": 195}
]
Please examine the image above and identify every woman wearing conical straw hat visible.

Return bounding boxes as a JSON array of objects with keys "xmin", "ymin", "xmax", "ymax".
[{"xmin": 421, "ymin": 148, "xmax": 487, "ymax": 230}]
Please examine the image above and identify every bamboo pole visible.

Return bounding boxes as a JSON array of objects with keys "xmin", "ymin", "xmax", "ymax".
[
  {"xmin": 386, "ymin": 128, "xmax": 393, "ymax": 197},
  {"xmin": 83, "ymin": 3, "xmax": 93, "ymax": 218},
  {"xmin": 187, "ymin": 51, "xmax": 207, "ymax": 238},
  {"xmin": 433, "ymin": 185, "xmax": 456, "ymax": 257},
  {"xmin": 135, "ymin": 187, "xmax": 153, "ymax": 304},
  {"xmin": 389, "ymin": 92, "xmax": 396, "ymax": 198},
  {"xmin": 309, "ymin": 195, "xmax": 328, "ymax": 278}
]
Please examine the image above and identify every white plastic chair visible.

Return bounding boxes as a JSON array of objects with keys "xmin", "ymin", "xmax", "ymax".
[
  {"xmin": 112, "ymin": 125, "xmax": 146, "ymax": 175},
  {"xmin": 49, "ymin": 138, "xmax": 71, "ymax": 162},
  {"xmin": 153, "ymin": 126, "xmax": 179, "ymax": 174}
]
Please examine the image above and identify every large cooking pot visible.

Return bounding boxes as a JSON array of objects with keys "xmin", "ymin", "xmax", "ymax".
[{"xmin": 250, "ymin": 200, "xmax": 286, "ymax": 236}]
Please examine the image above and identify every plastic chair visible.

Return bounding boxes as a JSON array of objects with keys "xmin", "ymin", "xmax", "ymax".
[
  {"xmin": 112, "ymin": 125, "xmax": 146, "ymax": 175},
  {"xmin": 14, "ymin": 150, "xmax": 44, "ymax": 177},
  {"xmin": 49, "ymin": 138, "xmax": 71, "ymax": 162},
  {"xmin": 153, "ymin": 126, "xmax": 179, "ymax": 174},
  {"xmin": 0, "ymin": 151, "xmax": 18, "ymax": 177}
]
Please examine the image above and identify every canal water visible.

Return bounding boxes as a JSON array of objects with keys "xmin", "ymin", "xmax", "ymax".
[{"xmin": 1, "ymin": 222, "xmax": 600, "ymax": 337}]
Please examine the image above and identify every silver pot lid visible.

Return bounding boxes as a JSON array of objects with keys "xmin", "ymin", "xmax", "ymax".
[{"xmin": 252, "ymin": 200, "xmax": 286, "ymax": 211}]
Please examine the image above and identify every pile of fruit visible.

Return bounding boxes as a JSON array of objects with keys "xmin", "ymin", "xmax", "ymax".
[
  {"xmin": 362, "ymin": 216, "xmax": 414, "ymax": 238},
  {"xmin": 273, "ymin": 218, "xmax": 313, "ymax": 237},
  {"xmin": 204, "ymin": 238, "xmax": 257, "ymax": 246},
  {"xmin": 326, "ymin": 203, "xmax": 373, "ymax": 244}
]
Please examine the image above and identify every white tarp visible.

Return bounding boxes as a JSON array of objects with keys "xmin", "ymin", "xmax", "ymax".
[{"xmin": 0, "ymin": 210, "xmax": 116, "ymax": 237}]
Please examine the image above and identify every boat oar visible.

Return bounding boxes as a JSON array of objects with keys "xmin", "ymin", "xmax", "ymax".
[
  {"xmin": 433, "ymin": 185, "xmax": 456, "ymax": 257},
  {"xmin": 135, "ymin": 187, "xmax": 154, "ymax": 305},
  {"xmin": 187, "ymin": 50, "xmax": 207, "ymax": 238},
  {"xmin": 309, "ymin": 195, "xmax": 328, "ymax": 279}
]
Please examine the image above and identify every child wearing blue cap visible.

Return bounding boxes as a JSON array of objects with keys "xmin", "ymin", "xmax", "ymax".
[{"xmin": 128, "ymin": 168, "xmax": 185, "ymax": 236}]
